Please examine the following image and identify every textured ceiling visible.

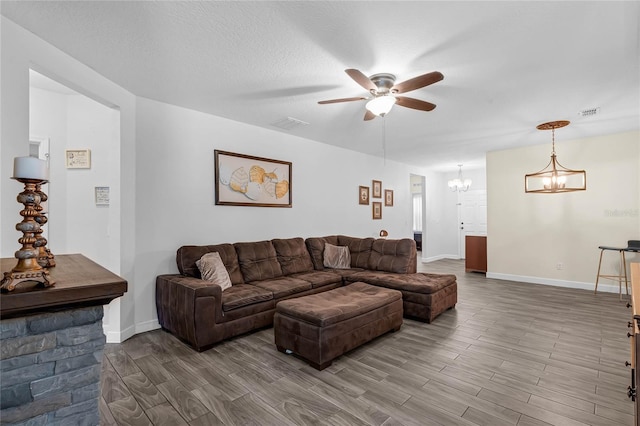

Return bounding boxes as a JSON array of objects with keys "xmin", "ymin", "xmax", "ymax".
[{"xmin": 2, "ymin": 1, "xmax": 639, "ymax": 171}]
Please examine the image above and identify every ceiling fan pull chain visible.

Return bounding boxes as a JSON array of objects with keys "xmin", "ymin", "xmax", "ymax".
[{"xmin": 383, "ymin": 116, "xmax": 387, "ymax": 166}]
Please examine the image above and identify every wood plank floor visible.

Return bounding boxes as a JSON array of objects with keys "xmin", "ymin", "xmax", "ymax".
[{"xmin": 100, "ymin": 259, "xmax": 635, "ymax": 425}]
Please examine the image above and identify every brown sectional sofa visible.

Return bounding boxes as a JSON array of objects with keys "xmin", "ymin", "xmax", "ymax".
[{"xmin": 156, "ymin": 235, "xmax": 456, "ymax": 351}]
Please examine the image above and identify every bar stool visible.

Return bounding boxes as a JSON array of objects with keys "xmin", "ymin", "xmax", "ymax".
[{"xmin": 595, "ymin": 240, "xmax": 640, "ymax": 300}]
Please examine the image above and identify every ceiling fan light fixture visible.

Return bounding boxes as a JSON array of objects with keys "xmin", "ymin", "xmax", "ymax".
[{"xmin": 366, "ymin": 95, "xmax": 396, "ymax": 117}]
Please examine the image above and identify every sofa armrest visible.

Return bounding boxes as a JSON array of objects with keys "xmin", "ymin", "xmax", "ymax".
[{"xmin": 156, "ymin": 274, "xmax": 223, "ymax": 350}]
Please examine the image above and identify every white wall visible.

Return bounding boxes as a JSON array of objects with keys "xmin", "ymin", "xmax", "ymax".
[
  {"xmin": 134, "ymin": 97, "xmax": 429, "ymax": 332},
  {"xmin": 1, "ymin": 17, "xmax": 137, "ymax": 341},
  {"xmin": 487, "ymin": 131, "xmax": 640, "ymax": 292},
  {"xmin": 29, "ymin": 88, "xmax": 119, "ymax": 270}
]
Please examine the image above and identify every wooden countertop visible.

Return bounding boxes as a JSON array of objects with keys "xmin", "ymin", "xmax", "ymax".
[{"xmin": 0, "ymin": 254, "xmax": 127, "ymax": 319}]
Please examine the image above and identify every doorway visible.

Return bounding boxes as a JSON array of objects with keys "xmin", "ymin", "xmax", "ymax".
[
  {"xmin": 410, "ymin": 174, "xmax": 425, "ymax": 254},
  {"xmin": 458, "ymin": 189, "xmax": 487, "ymax": 258}
]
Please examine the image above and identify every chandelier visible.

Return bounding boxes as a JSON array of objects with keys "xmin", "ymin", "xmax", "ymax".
[
  {"xmin": 448, "ymin": 164, "xmax": 472, "ymax": 192},
  {"xmin": 525, "ymin": 120, "xmax": 586, "ymax": 193}
]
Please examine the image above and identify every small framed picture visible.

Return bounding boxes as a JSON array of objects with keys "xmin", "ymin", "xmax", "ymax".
[
  {"xmin": 372, "ymin": 180, "xmax": 382, "ymax": 198},
  {"xmin": 372, "ymin": 201, "xmax": 382, "ymax": 219},
  {"xmin": 95, "ymin": 187, "xmax": 110, "ymax": 206},
  {"xmin": 385, "ymin": 189, "xmax": 394, "ymax": 206},
  {"xmin": 65, "ymin": 149, "xmax": 91, "ymax": 169},
  {"xmin": 359, "ymin": 186, "xmax": 370, "ymax": 205}
]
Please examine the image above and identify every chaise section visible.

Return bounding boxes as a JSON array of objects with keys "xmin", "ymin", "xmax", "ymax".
[{"xmin": 346, "ymin": 271, "xmax": 457, "ymax": 323}]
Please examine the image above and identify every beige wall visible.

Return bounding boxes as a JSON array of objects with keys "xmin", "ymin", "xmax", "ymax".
[{"xmin": 487, "ymin": 131, "xmax": 640, "ymax": 291}]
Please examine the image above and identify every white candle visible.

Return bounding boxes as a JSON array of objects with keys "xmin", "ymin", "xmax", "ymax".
[{"xmin": 13, "ymin": 157, "xmax": 49, "ymax": 180}]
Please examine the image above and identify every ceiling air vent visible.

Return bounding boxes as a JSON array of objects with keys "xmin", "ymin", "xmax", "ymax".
[
  {"xmin": 578, "ymin": 107, "xmax": 600, "ymax": 117},
  {"xmin": 270, "ymin": 117, "xmax": 309, "ymax": 131}
]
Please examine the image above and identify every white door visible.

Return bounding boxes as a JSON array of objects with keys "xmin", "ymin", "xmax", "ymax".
[{"xmin": 458, "ymin": 189, "xmax": 487, "ymax": 258}]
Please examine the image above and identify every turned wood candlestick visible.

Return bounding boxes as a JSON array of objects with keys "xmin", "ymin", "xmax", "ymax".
[
  {"xmin": 34, "ymin": 182, "xmax": 55, "ymax": 268},
  {"xmin": 0, "ymin": 178, "xmax": 54, "ymax": 292}
]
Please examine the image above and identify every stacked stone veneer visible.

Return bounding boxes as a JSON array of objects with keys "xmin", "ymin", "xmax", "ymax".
[{"xmin": 0, "ymin": 306, "xmax": 105, "ymax": 426}]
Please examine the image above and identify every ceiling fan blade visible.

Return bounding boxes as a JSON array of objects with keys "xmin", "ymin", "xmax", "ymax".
[
  {"xmin": 392, "ymin": 71, "xmax": 444, "ymax": 94},
  {"xmin": 345, "ymin": 69, "xmax": 377, "ymax": 92},
  {"xmin": 318, "ymin": 96, "xmax": 367, "ymax": 104},
  {"xmin": 395, "ymin": 96, "xmax": 436, "ymax": 111},
  {"xmin": 364, "ymin": 110, "xmax": 376, "ymax": 121}
]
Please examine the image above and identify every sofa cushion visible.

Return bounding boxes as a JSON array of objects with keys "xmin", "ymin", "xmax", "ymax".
[
  {"xmin": 196, "ymin": 252, "xmax": 232, "ymax": 291},
  {"xmin": 368, "ymin": 238, "xmax": 416, "ymax": 273},
  {"xmin": 337, "ymin": 235, "xmax": 375, "ymax": 269},
  {"xmin": 323, "ymin": 243, "xmax": 351, "ymax": 269},
  {"xmin": 177, "ymin": 244, "xmax": 244, "ymax": 284},
  {"xmin": 251, "ymin": 277, "xmax": 312, "ymax": 299},
  {"xmin": 305, "ymin": 236, "xmax": 339, "ymax": 270},
  {"xmin": 291, "ymin": 271, "xmax": 344, "ymax": 289},
  {"xmin": 222, "ymin": 284, "xmax": 274, "ymax": 312},
  {"xmin": 235, "ymin": 240, "xmax": 283, "ymax": 282},
  {"xmin": 275, "ymin": 281, "xmax": 401, "ymax": 327},
  {"xmin": 271, "ymin": 238, "xmax": 314, "ymax": 275}
]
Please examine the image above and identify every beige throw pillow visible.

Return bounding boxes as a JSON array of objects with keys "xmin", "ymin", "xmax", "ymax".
[
  {"xmin": 196, "ymin": 252, "xmax": 232, "ymax": 291},
  {"xmin": 323, "ymin": 243, "xmax": 351, "ymax": 269}
]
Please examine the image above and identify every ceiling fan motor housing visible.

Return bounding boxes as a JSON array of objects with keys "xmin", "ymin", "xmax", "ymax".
[{"xmin": 369, "ymin": 73, "xmax": 396, "ymax": 94}]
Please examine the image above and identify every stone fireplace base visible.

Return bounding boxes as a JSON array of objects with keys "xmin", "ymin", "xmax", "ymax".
[{"xmin": 1, "ymin": 305, "xmax": 105, "ymax": 425}]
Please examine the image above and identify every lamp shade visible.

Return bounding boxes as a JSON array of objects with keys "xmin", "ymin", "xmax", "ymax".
[{"xmin": 366, "ymin": 96, "xmax": 396, "ymax": 116}]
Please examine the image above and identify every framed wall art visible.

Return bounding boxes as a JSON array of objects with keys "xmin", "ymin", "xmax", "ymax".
[
  {"xmin": 359, "ymin": 186, "xmax": 370, "ymax": 205},
  {"xmin": 372, "ymin": 180, "xmax": 382, "ymax": 198},
  {"xmin": 372, "ymin": 201, "xmax": 382, "ymax": 219},
  {"xmin": 385, "ymin": 189, "xmax": 394, "ymax": 206},
  {"xmin": 215, "ymin": 150, "xmax": 292, "ymax": 207},
  {"xmin": 65, "ymin": 149, "xmax": 91, "ymax": 169}
]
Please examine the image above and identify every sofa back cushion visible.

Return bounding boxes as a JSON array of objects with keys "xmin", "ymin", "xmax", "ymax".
[
  {"xmin": 271, "ymin": 237, "xmax": 314, "ymax": 275},
  {"xmin": 305, "ymin": 236, "xmax": 339, "ymax": 270},
  {"xmin": 368, "ymin": 238, "xmax": 417, "ymax": 273},
  {"xmin": 176, "ymin": 244, "xmax": 244, "ymax": 284},
  {"xmin": 234, "ymin": 240, "xmax": 283, "ymax": 282},
  {"xmin": 337, "ymin": 235, "xmax": 375, "ymax": 269}
]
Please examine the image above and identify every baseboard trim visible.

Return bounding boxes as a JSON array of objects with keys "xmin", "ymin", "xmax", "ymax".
[
  {"xmin": 422, "ymin": 254, "xmax": 460, "ymax": 263},
  {"xmin": 136, "ymin": 319, "xmax": 161, "ymax": 335},
  {"xmin": 105, "ymin": 320, "xmax": 161, "ymax": 343},
  {"xmin": 486, "ymin": 272, "xmax": 625, "ymax": 295}
]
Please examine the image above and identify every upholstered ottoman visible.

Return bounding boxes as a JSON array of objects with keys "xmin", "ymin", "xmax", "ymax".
[
  {"xmin": 346, "ymin": 271, "xmax": 457, "ymax": 323},
  {"xmin": 274, "ymin": 281, "xmax": 403, "ymax": 370}
]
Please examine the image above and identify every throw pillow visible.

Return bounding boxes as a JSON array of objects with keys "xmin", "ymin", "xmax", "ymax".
[
  {"xmin": 323, "ymin": 243, "xmax": 351, "ymax": 269},
  {"xmin": 196, "ymin": 252, "xmax": 232, "ymax": 291}
]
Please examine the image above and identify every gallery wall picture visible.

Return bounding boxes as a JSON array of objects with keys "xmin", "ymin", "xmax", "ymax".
[
  {"xmin": 215, "ymin": 150, "xmax": 291, "ymax": 207},
  {"xmin": 372, "ymin": 201, "xmax": 382, "ymax": 219},
  {"xmin": 359, "ymin": 186, "xmax": 370, "ymax": 205},
  {"xmin": 372, "ymin": 180, "xmax": 382, "ymax": 198},
  {"xmin": 65, "ymin": 149, "xmax": 91, "ymax": 169},
  {"xmin": 385, "ymin": 189, "xmax": 394, "ymax": 206}
]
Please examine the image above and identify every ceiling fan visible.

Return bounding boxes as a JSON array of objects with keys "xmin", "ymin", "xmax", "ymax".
[{"xmin": 318, "ymin": 68, "xmax": 444, "ymax": 120}]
